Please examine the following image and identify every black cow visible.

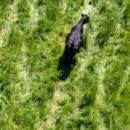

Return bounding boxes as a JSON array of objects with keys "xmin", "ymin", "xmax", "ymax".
[{"xmin": 64, "ymin": 14, "xmax": 89, "ymax": 66}]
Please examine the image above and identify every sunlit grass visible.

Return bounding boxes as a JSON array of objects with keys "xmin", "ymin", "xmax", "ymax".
[{"xmin": 0, "ymin": 0, "xmax": 130, "ymax": 130}]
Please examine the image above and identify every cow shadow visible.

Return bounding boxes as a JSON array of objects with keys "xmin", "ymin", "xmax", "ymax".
[{"xmin": 57, "ymin": 53, "xmax": 76, "ymax": 80}]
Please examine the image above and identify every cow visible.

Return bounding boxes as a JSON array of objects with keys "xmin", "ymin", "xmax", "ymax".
[{"xmin": 64, "ymin": 14, "xmax": 89, "ymax": 66}]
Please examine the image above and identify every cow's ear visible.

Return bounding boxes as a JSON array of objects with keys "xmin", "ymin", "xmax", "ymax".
[{"xmin": 81, "ymin": 13, "xmax": 84, "ymax": 17}]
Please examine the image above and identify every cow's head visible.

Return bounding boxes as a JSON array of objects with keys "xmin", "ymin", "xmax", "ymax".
[{"xmin": 81, "ymin": 14, "xmax": 89, "ymax": 24}]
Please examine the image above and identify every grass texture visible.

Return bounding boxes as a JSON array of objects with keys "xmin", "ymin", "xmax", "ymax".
[{"xmin": 0, "ymin": 0, "xmax": 130, "ymax": 130}]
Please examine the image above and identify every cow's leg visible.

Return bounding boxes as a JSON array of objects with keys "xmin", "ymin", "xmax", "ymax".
[
  {"xmin": 69, "ymin": 48, "xmax": 78, "ymax": 65},
  {"xmin": 64, "ymin": 46, "xmax": 71, "ymax": 66}
]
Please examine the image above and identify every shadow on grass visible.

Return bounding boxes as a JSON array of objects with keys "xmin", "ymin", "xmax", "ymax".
[{"xmin": 57, "ymin": 55, "xmax": 76, "ymax": 80}]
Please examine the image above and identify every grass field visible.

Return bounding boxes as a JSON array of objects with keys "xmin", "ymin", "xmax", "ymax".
[{"xmin": 0, "ymin": 0, "xmax": 130, "ymax": 130}]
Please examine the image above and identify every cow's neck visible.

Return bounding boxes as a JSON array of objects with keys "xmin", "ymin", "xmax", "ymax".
[
  {"xmin": 77, "ymin": 18, "xmax": 85, "ymax": 28},
  {"xmin": 76, "ymin": 22, "xmax": 83, "ymax": 33},
  {"xmin": 77, "ymin": 18, "xmax": 84, "ymax": 32}
]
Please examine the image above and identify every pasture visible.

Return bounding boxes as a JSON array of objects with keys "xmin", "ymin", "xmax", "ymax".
[{"xmin": 0, "ymin": 0, "xmax": 130, "ymax": 129}]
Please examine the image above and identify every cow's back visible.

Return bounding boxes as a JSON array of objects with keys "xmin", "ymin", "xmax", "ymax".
[{"xmin": 66, "ymin": 25, "xmax": 83, "ymax": 49}]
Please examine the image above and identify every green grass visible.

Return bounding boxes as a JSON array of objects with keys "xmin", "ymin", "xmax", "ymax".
[{"xmin": 0, "ymin": 0, "xmax": 130, "ymax": 130}]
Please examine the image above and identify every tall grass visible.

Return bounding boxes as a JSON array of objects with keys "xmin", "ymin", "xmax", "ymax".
[{"xmin": 0, "ymin": 0, "xmax": 130, "ymax": 130}]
